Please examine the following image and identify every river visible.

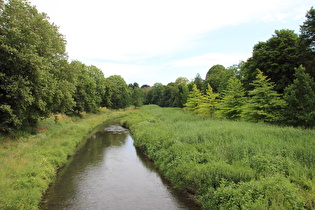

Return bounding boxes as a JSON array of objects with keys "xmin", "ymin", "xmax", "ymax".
[{"xmin": 41, "ymin": 122, "xmax": 200, "ymax": 210}]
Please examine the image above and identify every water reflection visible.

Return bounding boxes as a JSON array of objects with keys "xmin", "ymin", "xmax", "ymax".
[{"xmin": 41, "ymin": 124, "xmax": 200, "ymax": 210}]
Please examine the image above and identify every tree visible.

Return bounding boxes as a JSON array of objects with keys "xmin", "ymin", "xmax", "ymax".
[
  {"xmin": 184, "ymin": 84, "xmax": 203, "ymax": 114},
  {"xmin": 147, "ymin": 83, "xmax": 164, "ymax": 106},
  {"xmin": 283, "ymin": 65, "xmax": 315, "ymax": 127},
  {"xmin": 175, "ymin": 77, "xmax": 189, "ymax": 84},
  {"xmin": 218, "ymin": 76, "xmax": 247, "ymax": 120},
  {"xmin": 0, "ymin": 0, "xmax": 69, "ymax": 131},
  {"xmin": 193, "ymin": 73, "xmax": 204, "ymax": 90},
  {"xmin": 178, "ymin": 82, "xmax": 189, "ymax": 108},
  {"xmin": 204, "ymin": 64, "xmax": 234, "ymax": 93},
  {"xmin": 241, "ymin": 70, "xmax": 286, "ymax": 123},
  {"xmin": 104, "ymin": 75, "xmax": 130, "ymax": 109},
  {"xmin": 86, "ymin": 65, "xmax": 106, "ymax": 108},
  {"xmin": 241, "ymin": 30, "xmax": 300, "ymax": 93},
  {"xmin": 71, "ymin": 61, "xmax": 99, "ymax": 113},
  {"xmin": 161, "ymin": 83, "xmax": 180, "ymax": 107},
  {"xmin": 299, "ymin": 7, "xmax": 315, "ymax": 79},
  {"xmin": 129, "ymin": 82, "xmax": 144, "ymax": 108},
  {"xmin": 198, "ymin": 84, "xmax": 219, "ymax": 117}
]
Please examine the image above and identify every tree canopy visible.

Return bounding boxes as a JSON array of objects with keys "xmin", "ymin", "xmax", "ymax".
[
  {"xmin": 0, "ymin": 0, "xmax": 70, "ymax": 131},
  {"xmin": 1, "ymin": 2, "xmax": 315, "ymax": 132},
  {"xmin": 283, "ymin": 65, "xmax": 315, "ymax": 127},
  {"xmin": 241, "ymin": 30, "xmax": 300, "ymax": 93}
]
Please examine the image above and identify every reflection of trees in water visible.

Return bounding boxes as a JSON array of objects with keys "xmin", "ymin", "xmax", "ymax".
[
  {"xmin": 79, "ymin": 129, "xmax": 128, "ymax": 166},
  {"xmin": 41, "ymin": 126, "xmax": 129, "ymax": 209}
]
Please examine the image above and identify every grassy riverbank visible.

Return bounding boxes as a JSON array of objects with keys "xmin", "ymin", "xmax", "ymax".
[
  {"xmin": 121, "ymin": 105, "xmax": 315, "ymax": 209},
  {"xmin": 0, "ymin": 108, "xmax": 133, "ymax": 210}
]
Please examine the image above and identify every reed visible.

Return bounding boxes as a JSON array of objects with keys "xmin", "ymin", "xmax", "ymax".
[{"xmin": 121, "ymin": 105, "xmax": 315, "ymax": 209}]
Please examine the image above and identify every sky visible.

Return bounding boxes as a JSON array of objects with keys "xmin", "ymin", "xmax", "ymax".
[{"xmin": 29, "ymin": 0, "xmax": 314, "ymax": 86}]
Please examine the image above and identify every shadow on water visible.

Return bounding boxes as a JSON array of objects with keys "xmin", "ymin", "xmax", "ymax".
[{"xmin": 41, "ymin": 121, "xmax": 200, "ymax": 210}]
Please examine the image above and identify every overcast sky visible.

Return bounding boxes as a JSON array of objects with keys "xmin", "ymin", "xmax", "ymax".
[{"xmin": 29, "ymin": 0, "xmax": 314, "ymax": 86}]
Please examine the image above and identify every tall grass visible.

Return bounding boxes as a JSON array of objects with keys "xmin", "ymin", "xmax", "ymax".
[
  {"xmin": 121, "ymin": 105, "xmax": 315, "ymax": 209},
  {"xmin": 0, "ymin": 109, "xmax": 133, "ymax": 209}
]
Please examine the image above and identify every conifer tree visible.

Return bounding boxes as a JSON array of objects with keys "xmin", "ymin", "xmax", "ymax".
[
  {"xmin": 184, "ymin": 84, "xmax": 203, "ymax": 114},
  {"xmin": 218, "ymin": 76, "xmax": 246, "ymax": 120},
  {"xmin": 283, "ymin": 65, "xmax": 315, "ymax": 127},
  {"xmin": 241, "ymin": 70, "xmax": 286, "ymax": 123},
  {"xmin": 198, "ymin": 84, "xmax": 219, "ymax": 116}
]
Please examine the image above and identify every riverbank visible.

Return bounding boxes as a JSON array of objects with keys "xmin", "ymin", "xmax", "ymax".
[
  {"xmin": 0, "ymin": 108, "xmax": 134, "ymax": 209},
  {"xmin": 121, "ymin": 105, "xmax": 315, "ymax": 209}
]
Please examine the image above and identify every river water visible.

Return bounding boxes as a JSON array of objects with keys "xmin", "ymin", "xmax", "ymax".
[{"xmin": 41, "ymin": 123, "xmax": 200, "ymax": 210}]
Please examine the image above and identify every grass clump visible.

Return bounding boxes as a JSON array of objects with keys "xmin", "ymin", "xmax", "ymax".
[
  {"xmin": 0, "ymin": 108, "xmax": 133, "ymax": 209},
  {"xmin": 121, "ymin": 105, "xmax": 315, "ymax": 209}
]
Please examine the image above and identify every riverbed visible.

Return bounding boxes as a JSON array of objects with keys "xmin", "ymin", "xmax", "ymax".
[{"xmin": 41, "ymin": 123, "xmax": 200, "ymax": 210}]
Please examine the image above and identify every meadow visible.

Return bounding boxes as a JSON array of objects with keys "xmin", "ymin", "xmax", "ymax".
[
  {"xmin": 0, "ymin": 109, "xmax": 132, "ymax": 209},
  {"xmin": 121, "ymin": 105, "xmax": 315, "ymax": 209}
]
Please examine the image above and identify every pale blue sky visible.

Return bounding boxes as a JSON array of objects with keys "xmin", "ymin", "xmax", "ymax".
[{"xmin": 30, "ymin": 0, "xmax": 314, "ymax": 86}]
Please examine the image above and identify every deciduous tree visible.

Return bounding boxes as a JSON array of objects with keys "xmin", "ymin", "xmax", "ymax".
[
  {"xmin": 0, "ymin": 0, "xmax": 70, "ymax": 131},
  {"xmin": 241, "ymin": 30, "xmax": 300, "ymax": 93},
  {"xmin": 205, "ymin": 64, "xmax": 234, "ymax": 93},
  {"xmin": 104, "ymin": 75, "xmax": 130, "ymax": 109}
]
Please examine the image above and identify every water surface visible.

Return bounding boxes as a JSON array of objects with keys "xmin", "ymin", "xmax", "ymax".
[{"xmin": 41, "ymin": 123, "xmax": 200, "ymax": 210}]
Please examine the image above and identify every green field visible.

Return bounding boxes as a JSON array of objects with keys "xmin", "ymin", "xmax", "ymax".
[
  {"xmin": 121, "ymin": 105, "xmax": 315, "ymax": 209},
  {"xmin": 0, "ymin": 109, "xmax": 132, "ymax": 210}
]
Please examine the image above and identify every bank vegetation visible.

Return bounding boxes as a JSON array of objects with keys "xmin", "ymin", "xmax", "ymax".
[
  {"xmin": 122, "ymin": 105, "xmax": 315, "ymax": 209},
  {"xmin": 0, "ymin": 109, "xmax": 132, "ymax": 209}
]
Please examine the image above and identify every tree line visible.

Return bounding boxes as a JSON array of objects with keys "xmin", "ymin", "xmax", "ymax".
[
  {"xmin": 141, "ymin": 7, "xmax": 315, "ymax": 128},
  {"xmin": 1, "ymin": 1, "xmax": 314, "ymax": 132},
  {"xmin": 0, "ymin": 0, "xmax": 134, "ymax": 132}
]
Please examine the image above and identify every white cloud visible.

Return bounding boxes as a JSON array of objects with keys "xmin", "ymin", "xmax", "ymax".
[
  {"xmin": 29, "ymin": 0, "xmax": 314, "ymax": 85},
  {"xmin": 30, "ymin": 0, "xmax": 302, "ymax": 61}
]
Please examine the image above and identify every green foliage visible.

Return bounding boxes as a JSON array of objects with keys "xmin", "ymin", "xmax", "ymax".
[
  {"xmin": 0, "ymin": 0, "xmax": 72, "ymax": 132},
  {"xmin": 129, "ymin": 82, "xmax": 144, "ymax": 108},
  {"xmin": 198, "ymin": 84, "xmax": 219, "ymax": 116},
  {"xmin": 299, "ymin": 7, "xmax": 315, "ymax": 79},
  {"xmin": 145, "ymin": 82, "xmax": 189, "ymax": 108},
  {"xmin": 205, "ymin": 64, "xmax": 234, "ymax": 93},
  {"xmin": 184, "ymin": 84, "xmax": 219, "ymax": 116},
  {"xmin": 104, "ymin": 75, "xmax": 130, "ymax": 109},
  {"xmin": 218, "ymin": 76, "xmax": 246, "ymax": 120},
  {"xmin": 201, "ymin": 175, "xmax": 304, "ymax": 209},
  {"xmin": 241, "ymin": 70, "xmax": 286, "ymax": 123},
  {"xmin": 193, "ymin": 73, "xmax": 204, "ymax": 90},
  {"xmin": 283, "ymin": 65, "xmax": 315, "ymax": 127},
  {"xmin": 122, "ymin": 106, "xmax": 315, "ymax": 209},
  {"xmin": 175, "ymin": 77, "xmax": 189, "ymax": 84},
  {"xmin": 146, "ymin": 83, "xmax": 164, "ymax": 106},
  {"xmin": 0, "ymin": 109, "xmax": 132, "ymax": 209},
  {"xmin": 183, "ymin": 84, "xmax": 203, "ymax": 114},
  {"xmin": 70, "ymin": 61, "xmax": 102, "ymax": 113},
  {"xmin": 241, "ymin": 30, "xmax": 300, "ymax": 93},
  {"xmin": 177, "ymin": 82, "xmax": 189, "ymax": 107}
]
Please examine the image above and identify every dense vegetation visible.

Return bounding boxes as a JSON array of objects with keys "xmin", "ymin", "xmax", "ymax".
[
  {"xmin": 1, "ymin": 1, "xmax": 315, "ymax": 209},
  {"xmin": 0, "ymin": 109, "xmax": 132, "ymax": 209},
  {"xmin": 1, "ymin": 1, "xmax": 314, "ymax": 132},
  {"xmin": 121, "ymin": 105, "xmax": 315, "ymax": 209},
  {"xmin": 140, "ymin": 7, "xmax": 315, "ymax": 128},
  {"xmin": 0, "ymin": 0, "xmax": 137, "ymax": 133}
]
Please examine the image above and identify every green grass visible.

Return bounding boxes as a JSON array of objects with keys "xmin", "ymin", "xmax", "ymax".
[
  {"xmin": 0, "ymin": 108, "xmax": 134, "ymax": 210},
  {"xmin": 121, "ymin": 105, "xmax": 315, "ymax": 209}
]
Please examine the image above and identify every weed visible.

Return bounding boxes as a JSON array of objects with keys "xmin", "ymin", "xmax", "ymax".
[{"xmin": 122, "ymin": 105, "xmax": 315, "ymax": 209}]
